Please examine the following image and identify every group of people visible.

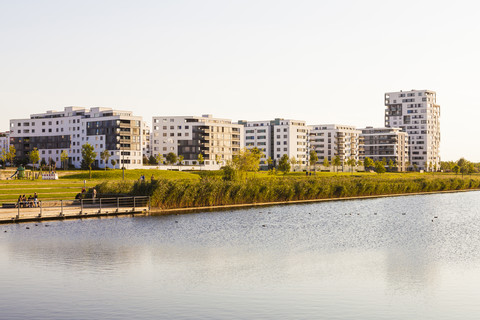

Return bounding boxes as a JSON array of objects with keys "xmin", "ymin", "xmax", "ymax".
[{"xmin": 16, "ymin": 193, "xmax": 39, "ymax": 208}]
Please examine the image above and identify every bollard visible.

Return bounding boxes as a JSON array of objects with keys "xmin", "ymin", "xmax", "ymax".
[
  {"xmin": 133, "ymin": 197, "xmax": 136, "ymax": 212},
  {"xmin": 61, "ymin": 200, "xmax": 63, "ymax": 217},
  {"xmin": 117, "ymin": 197, "xmax": 119, "ymax": 213},
  {"xmin": 80, "ymin": 199, "xmax": 83, "ymax": 215},
  {"xmin": 39, "ymin": 201, "xmax": 42, "ymax": 217},
  {"xmin": 17, "ymin": 203, "xmax": 20, "ymax": 219},
  {"xmin": 148, "ymin": 196, "xmax": 151, "ymax": 213},
  {"xmin": 99, "ymin": 198, "xmax": 102, "ymax": 214}
]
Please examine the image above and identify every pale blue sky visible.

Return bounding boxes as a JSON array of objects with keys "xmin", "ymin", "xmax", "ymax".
[{"xmin": 1, "ymin": 0, "xmax": 479, "ymax": 161}]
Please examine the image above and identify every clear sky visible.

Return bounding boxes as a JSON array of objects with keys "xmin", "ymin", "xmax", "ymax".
[{"xmin": 1, "ymin": 0, "xmax": 479, "ymax": 161}]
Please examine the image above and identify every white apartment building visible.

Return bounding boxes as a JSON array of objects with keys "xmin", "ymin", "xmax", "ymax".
[
  {"xmin": 151, "ymin": 115, "xmax": 243, "ymax": 166},
  {"xmin": 385, "ymin": 89, "xmax": 440, "ymax": 171},
  {"xmin": 309, "ymin": 124, "xmax": 363, "ymax": 164},
  {"xmin": 142, "ymin": 122, "xmax": 151, "ymax": 158},
  {"xmin": 238, "ymin": 118, "xmax": 309, "ymax": 167},
  {"xmin": 9, "ymin": 107, "xmax": 144, "ymax": 169},
  {"xmin": 0, "ymin": 132, "xmax": 10, "ymax": 155},
  {"xmin": 361, "ymin": 127, "xmax": 409, "ymax": 172}
]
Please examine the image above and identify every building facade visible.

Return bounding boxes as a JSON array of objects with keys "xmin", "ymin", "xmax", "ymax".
[
  {"xmin": 151, "ymin": 115, "xmax": 243, "ymax": 166},
  {"xmin": 9, "ymin": 107, "xmax": 144, "ymax": 169},
  {"xmin": 385, "ymin": 89, "xmax": 440, "ymax": 171},
  {"xmin": 309, "ymin": 124, "xmax": 363, "ymax": 164},
  {"xmin": 238, "ymin": 118, "xmax": 309, "ymax": 167},
  {"xmin": 0, "ymin": 132, "xmax": 10, "ymax": 155},
  {"xmin": 360, "ymin": 127, "xmax": 409, "ymax": 171}
]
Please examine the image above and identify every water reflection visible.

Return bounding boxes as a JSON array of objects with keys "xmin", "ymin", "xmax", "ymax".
[{"xmin": 2, "ymin": 191, "xmax": 480, "ymax": 319}]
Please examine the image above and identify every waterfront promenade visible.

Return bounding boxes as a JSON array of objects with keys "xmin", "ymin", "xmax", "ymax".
[{"xmin": 0, "ymin": 196, "xmax": 150, "ymax": 224}]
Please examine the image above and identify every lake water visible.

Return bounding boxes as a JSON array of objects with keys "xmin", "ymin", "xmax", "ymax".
[{"xmin": 1, "ymin": 191, "xmax": 480, "ymax": 319}]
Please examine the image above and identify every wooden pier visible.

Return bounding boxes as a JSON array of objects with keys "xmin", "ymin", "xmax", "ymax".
[{"xmin": 0, "ymin": 196, "xmax": 150, "ymax": 224}]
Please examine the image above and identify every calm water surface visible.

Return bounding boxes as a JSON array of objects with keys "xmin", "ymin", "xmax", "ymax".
[{"xmin": 1, "ymin": 191, "xmax": 480, "ymax": 319}]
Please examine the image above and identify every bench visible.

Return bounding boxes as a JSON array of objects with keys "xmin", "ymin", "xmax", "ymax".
[{"xmin": 2, "ymin": 203, "xmax": 16, "ymax": 208}]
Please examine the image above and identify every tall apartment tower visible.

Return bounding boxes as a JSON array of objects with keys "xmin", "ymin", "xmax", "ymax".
[
  {"xmin": 9, "ymin": 107, "xmax": 144, "ymax": 169},
  {"xmin": 238, "ymin": 118, "xmax": 309, "ymax": 167},
  {"xmin": 151, "ymin": 114, "xmax": 243, "ymax": 166},
  {"xmin": 384, "ymin": 90, "xmax": 440, "ymax": 171},
  {"xmin": 309, "ymin": 124, "xmax": 363, "ymax": 164}
]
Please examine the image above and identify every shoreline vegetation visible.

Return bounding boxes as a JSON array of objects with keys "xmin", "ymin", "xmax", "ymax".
[{"xmin": 95, "ymin": 174, "xmax": 480, "ymax": 211}]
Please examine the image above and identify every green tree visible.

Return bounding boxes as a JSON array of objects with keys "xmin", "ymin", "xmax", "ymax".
[
  {"xmin": 267, "ymin": 157, "xmax": 273, "ymax": 170},
  {"xmin": 81, "ymin": 143, "xmax": 96, "ymax": 179},
  {"xmin": 197, "ymin": 153, "xmax": 205, "ymax": 169},
  {"xmin": 166, "ymin": 152, "xmax": 178, "ymax": 165},
  {"xmin": 278, "ymin": 154, "xmax": 291, "ymax": 175},
  {"xmin": 452, "ymin": 164, "xmax": 460, "ymax": 175},
  {"xmin": 111, "ymin": 159, "xmax": 117, "ymax": 169},
  {"xmin": 148, "ymin": 155, "xmax": 157, "ymax": 165},
  {"xmin": 29, "ymin": 148, "xmax": 40, "ymax": 173},
  {"xmin": 155, "ymin": 154, "xmax": 164, "ymax": 165},
  {"xmin": 290, "ymin": 156, "xmax": 298, "ymax": 172},
  {"xmin": 178, "ymin": 155, "xmax": 184, "ymax": 167},
  {"xmin": 323, "ymin": 158, "xmax": 330, "ymax": 171},
  {"xmin": 100, "ymin": 150, "xmax": 110, "ymax": 170},
  {"xmin": 374, "ymin": 160, "xmax": 386, "ymax": 174},
  {"xmin": 364, "ymin": 157, "xmax": 374, "ymax": 171},
  {"xmin": 333, "ymin": 155, "xmax": 341, "ymax": 173},
  {"xmin": 309, "ymin": 150, "xmax": 318, "ymax": 173},
  {"xmin": 388, "ymin": 159, "xmax": 394, "ymax": 172},
  {"xmin": 2, "ymin": 145, "xmax": 16, "ymax": 167},
  {"xmin": 347, "ymin": 157, "xmax": 356, "ymax": 173},
  {"xmin": 60, "ymin": 150, "xmax": 69, "ymax": 170}
]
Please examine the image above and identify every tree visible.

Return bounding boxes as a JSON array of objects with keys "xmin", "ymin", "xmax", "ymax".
[
  {"xmin": 374, "ymin": 160, "xmax": 386, "ymax": 174},
  {"xmin": 100, "ymin": 150, "xmax": 111, "ymax": 170},
  {"xmin": 142, "ymin": 155, "xmax": 149, "ymax": 165},
  {"xmin": 388, "ymin": 159, "xmax": 394, "ymax": 172},
  {"xmin": 278, "ymin": 154, "xmax": 291, "ymax": 175},
  {"xmin": 323, "ymin": 158, "xmax": 330, "ymax": 171},
  {"xmin": 347, "ymin": 157, "xmax": 356, "ymax": 173},
  {"xmin": 197, "ymin": 153, "xmax": 204, "ymax": 169},
  {"xmin": 111, "ymin": 159, "xmax": 117, "ymax": 169},
  {"xmin": 29, "ymin": 148, "xmax": 40, "ymax": 173},
  {"xmin": 230, "ymin": 148, "xmax": 263, "ymax": 179},
  {"xmin": 333, "ymin": 155, "xmax": 341, "ymax": 173},
  {"xmin": 452, "ymin": 164, "xmax": 460, "ymax": 175},
  {"xmin": 3, "ymin": 145, "xmax": 16, "ymax": 167},
  {"xmin": 60, "ymin": 150, "xmax": 69, "ymax": 170},
  {"xmin": 364, "ymin": 157, "xmax": 374, "ymax": 171},
  {"xmin": 148, "ymin": 155, "xmax": 157, "ymax": 165},
  {"xmin": 215, "ymin": 154, "xmax": 221, "ymax": 165},
  {"xmin": 290, "ymin": 156, "xmax": 298, "ymax": 172},
  {"xmin": 81, "ymin": 143, "xmax": 96, "ymax": 179},
  {"xmin": 178, "ymin": 155, "xmax": 184, "ymax": 167},
  {"xmin": 166, "ymin": 152, "xmax": 177, "ymax": 165},
  {"xmin": 155, "ymin": 154, "xmax": 164, "ymax": 165},
  {"xmin": 309, "ymin": 150, "xmax": 318, "ymax": 173},
  {"xmin": 267, "ymin": 157, "xmax": 273, "ymax": 170}
]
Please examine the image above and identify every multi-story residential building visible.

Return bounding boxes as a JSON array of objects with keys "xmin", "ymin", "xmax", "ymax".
[
  {"xmin": 360, "ymin": 127, "xmax": 409, "ymax": 171},
  {"xmin": 385, "ymin": 89, "xmax": 440, "ymax": 171},
  {"xmin": 142, "ymin": 122, "xmax": 151, "ymax": 158},
  {"xmin": 9, "ymin": 107, "xmax": 144, "ymax": 169},
  {"xmin": 309, "ymin": 124, "xmax": 362, "ymax": 164},
  {"xmin": 238, "ymin": 118, "xmax": 309, "ymax": 167},
  {"xmin": 151, "ymin": 114, "xmax": 243, "ymax": 166},
  {"xmin": 0, "ymin": 131, "xmax": 10, "ymax": 155}
]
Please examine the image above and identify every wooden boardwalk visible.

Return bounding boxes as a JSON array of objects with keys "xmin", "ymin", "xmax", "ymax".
[{"xmin": 0, "ymin": 196, "xmax": 150, "ymax": 224}]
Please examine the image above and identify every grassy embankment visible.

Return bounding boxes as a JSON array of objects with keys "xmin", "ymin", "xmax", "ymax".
[
  {"xmin": 93, "ymin": 171, "xmax": 480, "ymax": 210},
  {"xmin": 2, "ymin": 169, "xmax": 479, "ymax": 207}
]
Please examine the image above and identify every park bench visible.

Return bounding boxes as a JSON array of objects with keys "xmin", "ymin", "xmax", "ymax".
[{"xmin": 2, "ymin": 203, "xmax": 16, "ymax": 209}]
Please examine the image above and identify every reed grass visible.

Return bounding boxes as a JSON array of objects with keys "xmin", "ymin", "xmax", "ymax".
[{"xmin": 95, "ymin": 175, "xmax": 480, "ymax": 210}]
